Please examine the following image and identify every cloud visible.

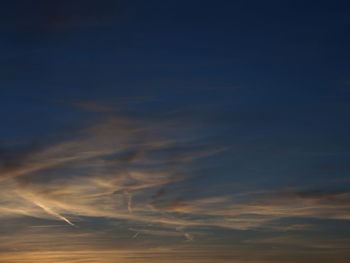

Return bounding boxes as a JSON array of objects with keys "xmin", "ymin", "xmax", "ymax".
[
  {"xmin": 0, "ymin": 114, "xmax": 227, "ymax": 230},
  {"xmin": 245, "ymin": 234, "xmax": 350, "ymax": 250},
  {"xmin": 128, "ymin": 227, "xmax": 196, "ymax": 241},
  {"xmin": 1, "ymin": 120, "xmax": 350, "ymax": 231}
]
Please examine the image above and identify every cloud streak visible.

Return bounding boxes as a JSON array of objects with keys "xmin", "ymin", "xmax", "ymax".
[
  {"xmin": 0, "ymin": 115, "xmax": 226, "ymax": 229},
  {"xmin": 0, "ymin": 114, "xmax": 350, "ymax": 233}
]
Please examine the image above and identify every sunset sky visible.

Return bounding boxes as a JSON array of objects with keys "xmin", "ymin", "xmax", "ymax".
[{"xmin": 1, "ymin": 1, "xmax": 350, "ymax": 262}]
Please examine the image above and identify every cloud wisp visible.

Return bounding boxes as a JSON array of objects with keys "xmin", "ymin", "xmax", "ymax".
[
  {"xmin": 0, "ymin": 114, "xmax": 350, "ymax": 234},
  {"xmin": 1, "ymin": 113, "xmax": 350, "ymax": 263},
  {"xmin": 0, "ymin": 115, "xmax": 224, "ymax": 228}
]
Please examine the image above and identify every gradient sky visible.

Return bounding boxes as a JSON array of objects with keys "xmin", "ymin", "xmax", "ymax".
[{"xmin": 1, "ymin": 1, "xmax": 350, "ymax": 262}]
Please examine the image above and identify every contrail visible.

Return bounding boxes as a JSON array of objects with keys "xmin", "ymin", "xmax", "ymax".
[
  {"xmin": 33, "ymin": 200, "xmax": 75, "ymax": 227},
  {"xmin": 176, "ymin": 226, "xmax": 194, "ymax": 241},
  {"xmin": 132, "ymin": 232, "xmax": 139, "ymax": 239},
  {"xmin": 16, "ymin": 191, "xmax": 76, "ymax": 227},
  {"xmin": 124, "ymin": 190, "xmax": 133, "ymax": 213}
]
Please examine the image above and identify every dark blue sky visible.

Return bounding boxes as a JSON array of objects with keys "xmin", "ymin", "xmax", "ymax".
[{"xmin": 2, "ymin": 0, "xmax": 350, "ymax": 185}]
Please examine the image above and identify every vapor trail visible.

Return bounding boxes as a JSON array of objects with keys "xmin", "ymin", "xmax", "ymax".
[{"xmin": 33, "ymin": 200, "xmax": 75, "ymax": 227}]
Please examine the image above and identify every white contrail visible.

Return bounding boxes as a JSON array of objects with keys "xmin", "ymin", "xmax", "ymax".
[
  {"xmin": 16, "ymin": 191, "xmax": 75, "ymax": 227},
  {"xmin": 33, "ymin": 200, "xmax": 75, "ymax": 227}
]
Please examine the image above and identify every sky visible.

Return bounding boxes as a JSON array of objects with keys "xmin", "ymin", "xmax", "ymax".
[{"xmin": 0, "ymin": 1, "xmax": 350, "ymax": 262}]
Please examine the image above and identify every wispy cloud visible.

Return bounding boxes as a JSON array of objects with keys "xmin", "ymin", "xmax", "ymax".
[
  {"xmin": 0, "ymin": 114, "xmax": 350, "ymax": 232},
  {"xmin": 0, "ymin": 115, "xmax": 226, "ymax": 229},
  {"xmin": 1, "ymin": 112, "xmax": 350, "ymax": 263}
]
